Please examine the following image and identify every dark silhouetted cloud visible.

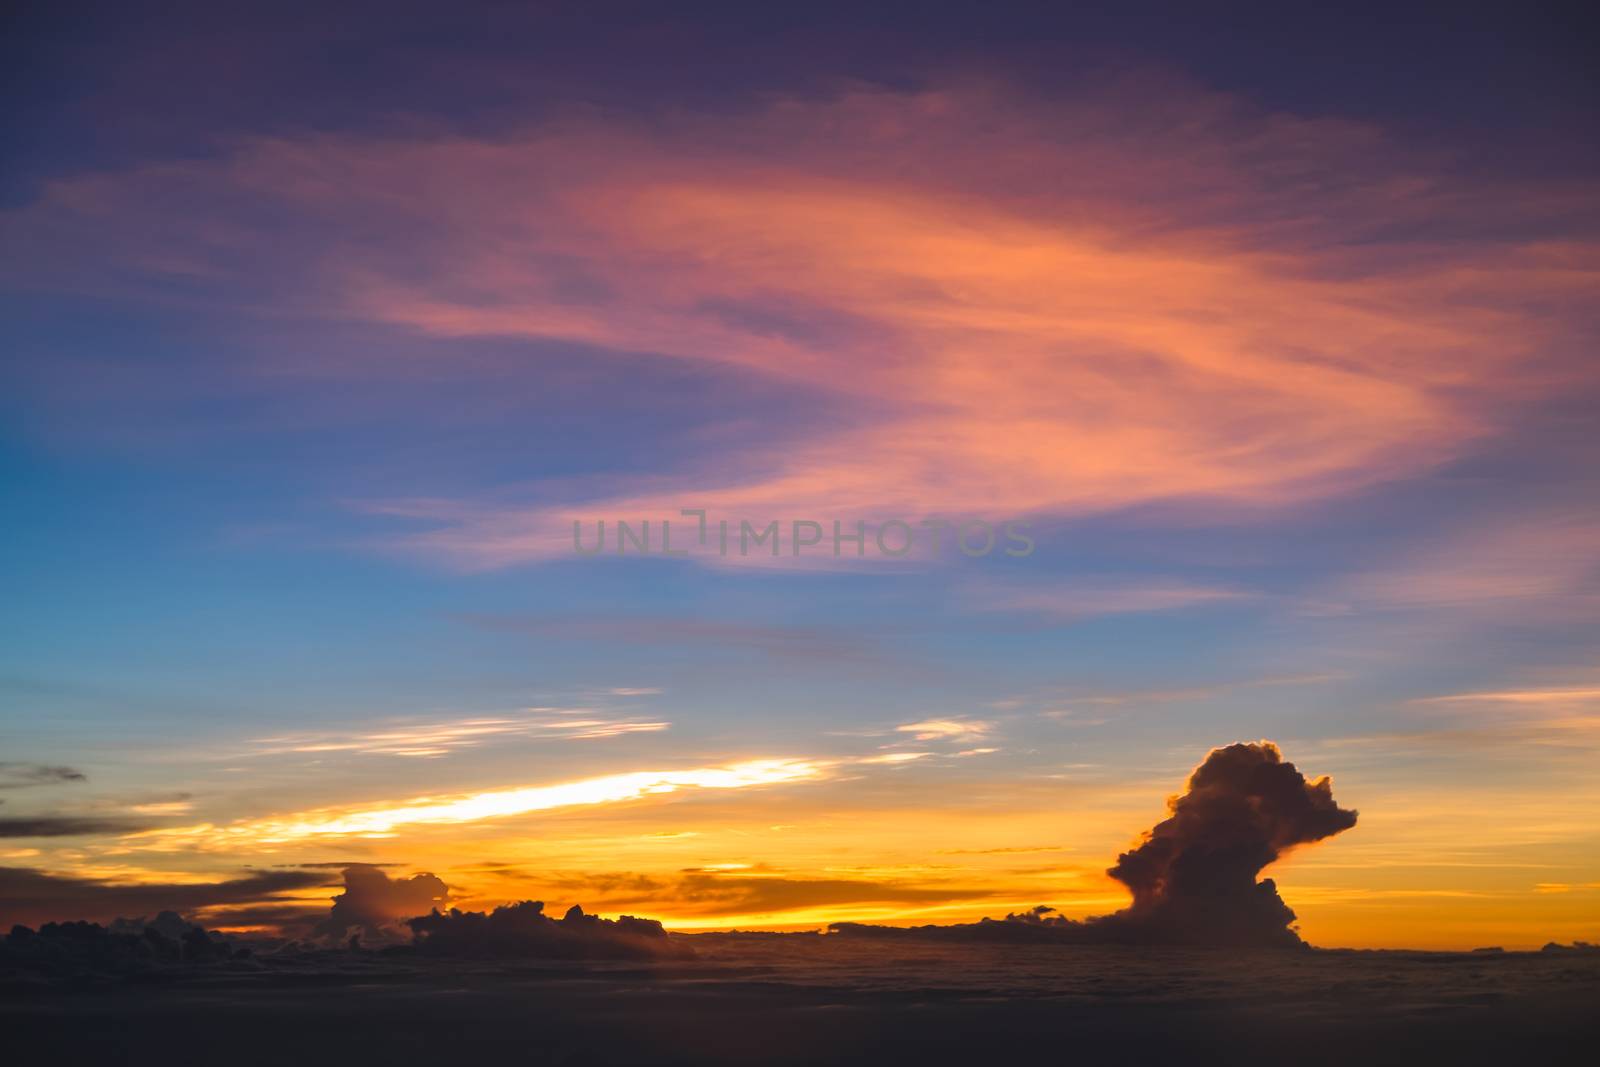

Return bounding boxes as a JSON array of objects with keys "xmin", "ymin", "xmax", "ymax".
[
  {"xmin": 833, "ymin": 741, "xmax": 1357, "ymax": 948},
  {"xmin": 407, "ymin": 901, "xmax": 692, "ymax": 960},
  {"xmin": 313, "ymin": 864, "xmax": 451, "ymax": 940},
  {"xmin": 0, "ymin": 762, "xmax": 87, "ymax": 789},
  {"xmin": 0, "ymin": 866, "xmax": 333, "ymax": 928},
  {"xmin": 1098, "ymin": 739, "xmax": 1358, "ymax": 946},
  {"xmin": 0, "ymin": 815, "xmax": 153, "ymax": 838}
]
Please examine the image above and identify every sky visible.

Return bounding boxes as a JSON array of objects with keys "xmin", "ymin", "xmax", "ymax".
[{"xmin": 1, "ymin": 1, "xmax": 1598, "ymax": 950}]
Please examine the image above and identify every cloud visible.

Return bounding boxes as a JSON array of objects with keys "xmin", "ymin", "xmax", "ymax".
[
  {"xmin": 313, "ymin": 864, "xmax": 451, "ymax": 940},
  {"xmin": 1097, "ymin": 741, "xmax": 1358, "ymax": 946},
  {"xmin": 0, "ymin": 866, "xmax": 331, "ymax": 928},
  {"xmin": 1395, "ymin": 683, "xmax": 1600, "ymax": 746},
  {"xmin": 896, "ymin": 719, "xmax": 992, "ymax": 742},
  {"xmin": 967, "ymin": 579, "xmax": 1255, "ymax": 621},
  {"xmin": 5, "ymin": 84, "xmax": 1591, "ymax": 569},
  {"xmin": 407, "ymin": 901, "xmax": 690, "ymax": 960},
  {"xmin": 664, "ymin": 871, "xmax": 996, "ymax": 916},
  {"xmin": 1328, "ymin": 508, "xmax": 1600, "ymax": 617},
  {"xmin": 833, "ymin": 741, "xmax": 1357, "ymax": 948},
  {"xmin": 248, "ymin": 709, "xmax": 669, "ymax": 759},
  {"xmin": 939, "ymin": 845, "xmax": 1064, "ymax": 855},
  {"xmin": 1008, "ymin": 673, "xmax": 1343, "ymax": 717},
  {"xmin": 0, "ymin": 763, "xmax": 87, "ymax": 789},
  {"xmin": 508, "ymin": 866, "xmax": 1000, "ymax": 921},
  {"xmin": 128, "ymin": 799, "xmax": 195, "ymax": 816},
  {"xmin": 182, "ymin": 902, "xmax": 328, "ymax": 933},
  {"xmin": 1533, "ymin": 883, "xmax": 1600, "ymax": 894},
  {"xmin": 0, "ymin": 816, "xmax": 154, "ymax": 838},
  {"xmin": 285, "ymin": 860, "xmax": 403, "ymax": 869},
  {"xmin": 124, "ymin": 758, "xmax": 829, "ymax": 850},
  {"xmin": 1417, "ymin": 686, "xmax": 1600, "ymax": 708}
]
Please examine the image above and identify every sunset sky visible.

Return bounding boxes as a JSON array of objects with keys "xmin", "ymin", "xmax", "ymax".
[{"xmin": 2, "ymin": 3, "xmax": 1597, "ymax": 950}]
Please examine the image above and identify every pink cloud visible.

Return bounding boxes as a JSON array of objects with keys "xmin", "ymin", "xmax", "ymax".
[{"xmin": 5, "ymin": 82, "xmax": 1594, "ymax": 568}]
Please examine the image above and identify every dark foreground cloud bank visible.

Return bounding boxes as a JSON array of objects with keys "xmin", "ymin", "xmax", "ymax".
[
  {"xmin": 408, "ymin": 901, "xmax": 691, "ymax": 960},
  {"xmin": 313, "ymin": 865, "xmax": 689, "ymax": 959},
  {"xmin": 834, "ymin": 741, "xmax": 1358, "ymax": 948}
]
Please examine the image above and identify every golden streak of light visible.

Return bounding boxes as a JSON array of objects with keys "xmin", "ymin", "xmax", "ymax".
[{"xmin": 125, "ymin": 758, "xmax": 829, "ymax": 848}]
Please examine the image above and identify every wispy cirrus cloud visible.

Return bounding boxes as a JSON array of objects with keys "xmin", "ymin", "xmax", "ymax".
[
  {"xmin": 1324, "ymin": 508, "xmax": 1600, "ymax": 617},
  {"xmin": 248, "ymin": 710, "xmax": 670, "ymax": 759},
  {"xmin": 965, "ymin": 578, "xmax": 1255, "ymax": 621},
  {"xmin": 1307, "ymin": 680, "xmax": 1600, "ymax": 755},
  {"xmin": 895, "ymin": 718, "xmax": 992, "ymax": 742},
  {"xmin": 6, "ymin": 83, "xmax": 1593, "ymax": 570},
  {"xmin": 1410, "ymin": 683, "xmax": 1600, "ymax": 741},
  {"xmin": 1415, "ymin": 686, "xmax": 1600, "ymax": 708},
  {"xmin": 999, "ymin": 672, "xmax": 1343, "ymax": 718},
  {"xmin": 858, "ymin": 752, "xmax": 934, "ymax": 765}
]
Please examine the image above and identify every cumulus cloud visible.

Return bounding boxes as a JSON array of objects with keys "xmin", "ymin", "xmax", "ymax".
[
  {"xmin": 834, "ymin": 741, "xmax": 1357, "ymax": 948},
  {"xmin": 312, "ymin": 864, "xmax": 451, "ymax": 940},
  {"xmin": 1096, "ymin": 741, "xmax": 1358, "ymax": 946},
  {"xmin": 406, "ymin": 901, "xmax": 690, "ymax": 960}
]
